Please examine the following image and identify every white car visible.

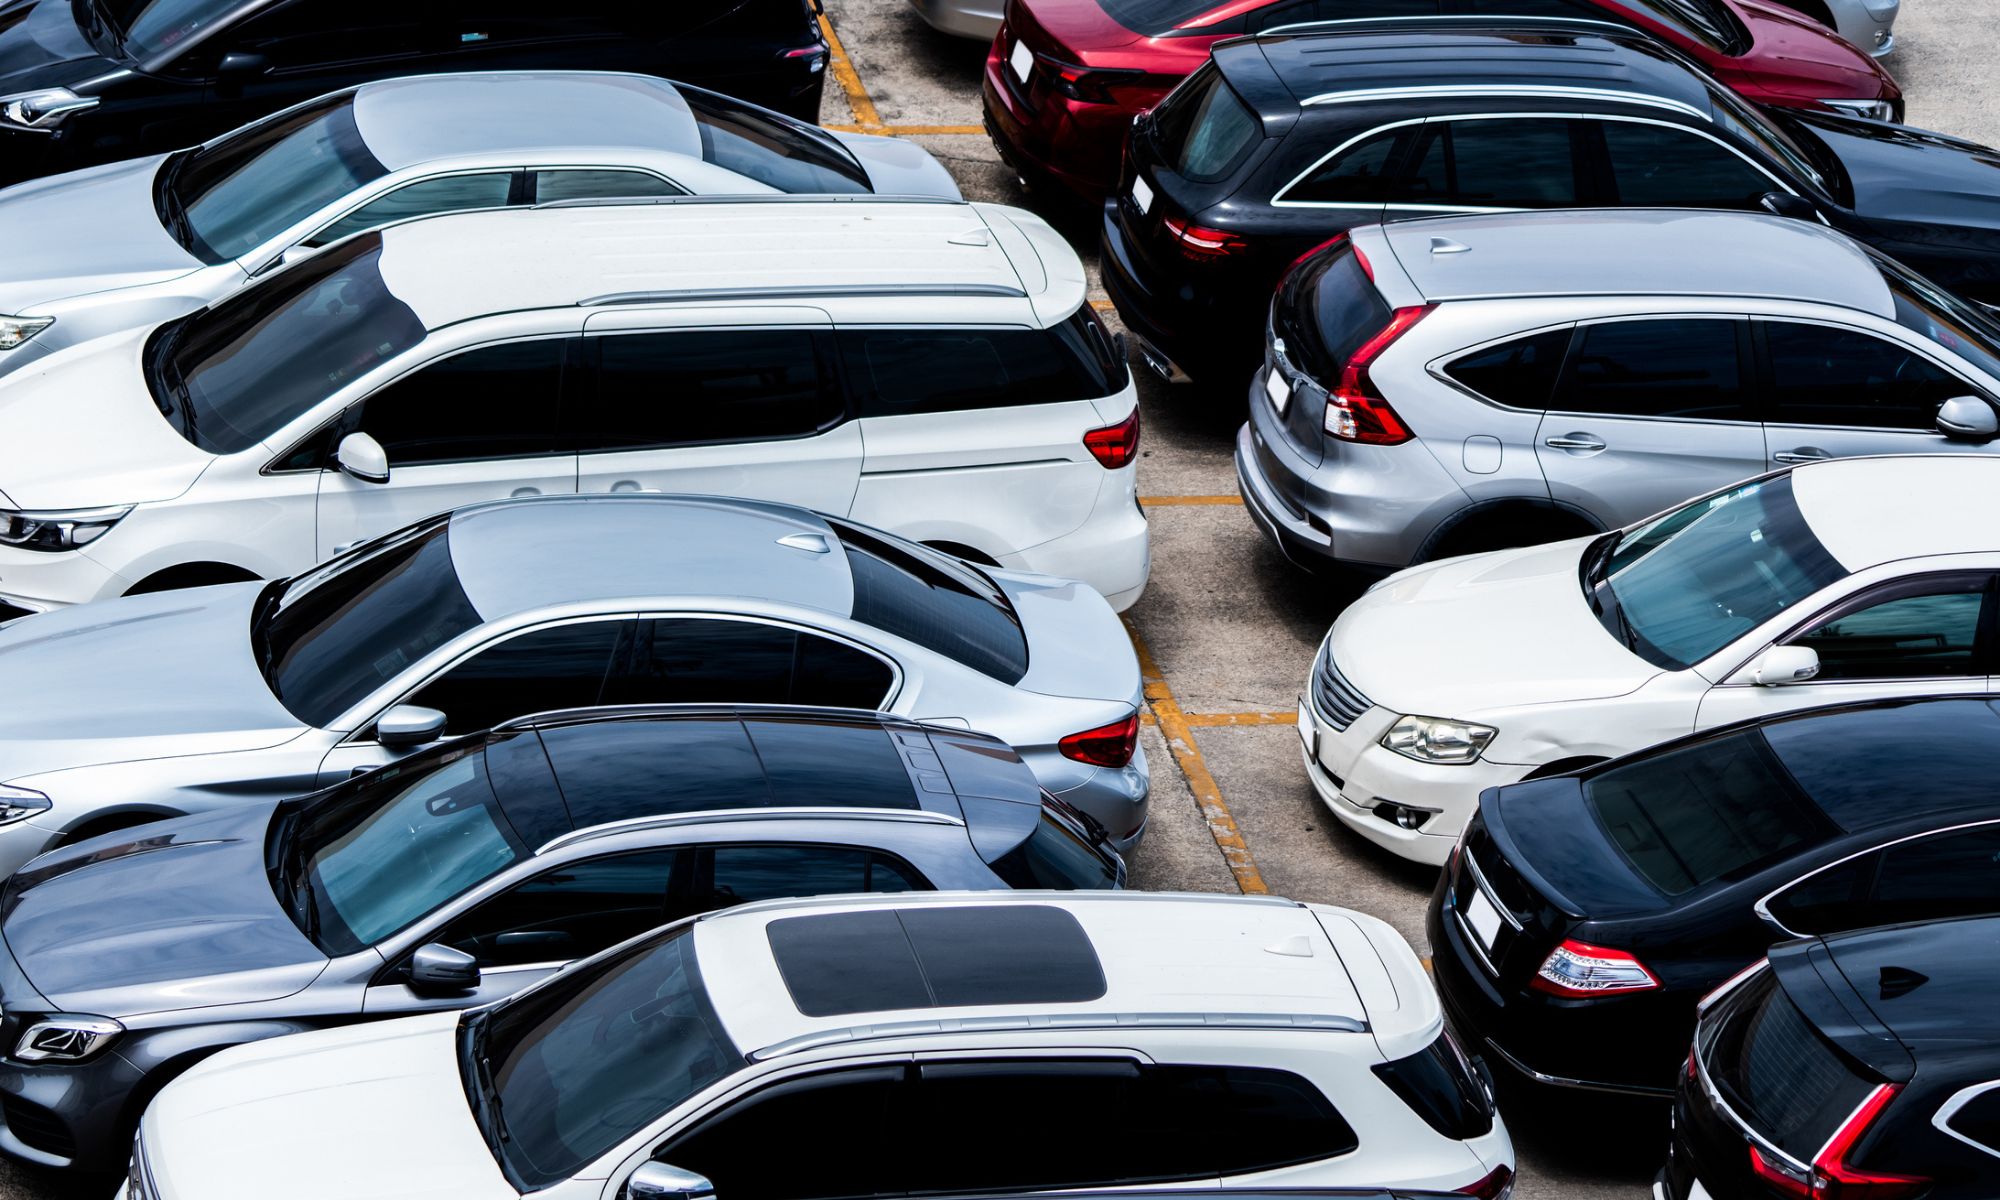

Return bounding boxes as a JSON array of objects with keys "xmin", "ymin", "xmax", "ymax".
[
  {"xmin": 1301, "ymin": 454, "xmax": 2000, "ymax": 865},
  {"xmin": 0, "ymin": 71, "xmax": 957, "ymax": 379},
  {"xmin": 0, "ymin": 195, "xmax": 1147, "ymax": 615},
  {"xmin": 124, "ymin": 891, "xmax": 1515, "ymax": 1200}
]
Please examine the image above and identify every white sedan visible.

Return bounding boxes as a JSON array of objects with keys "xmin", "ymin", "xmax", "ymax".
[{"xmin": 1302, "ymin": 454, "xmax": 2000, "ymax": 865}]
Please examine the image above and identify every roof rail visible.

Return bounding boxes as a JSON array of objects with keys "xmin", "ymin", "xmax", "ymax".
[
  {"xmin": 753, "ymin": 1011, "xmax": 1370, "ymax": 1061},
  {"xmin": 579, "ymin": 282, "xmax": 1028, "ymax": 307},
  {"xmin": 538, "ymin": 806, "xmax": 965, "ymax": 855},
  {"xmin": 1299, "ymin": 84, "xmax": 1709, "ymax": 121},
  {"xmin": 491, "ymin": 702, "xmax": 922, "ymax": 735},
  {"xmin": 708, "ymin": 888, "xmax": 1306, "ymax": 922},
  {"xmin": 533, "ymin": 193, "xmax": 966, "ymax": 210}
]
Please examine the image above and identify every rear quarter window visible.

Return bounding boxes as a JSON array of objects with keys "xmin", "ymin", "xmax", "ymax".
[{"xmin": 1445, "ymin": 328, "xmax": 1572, "ymax": 409}]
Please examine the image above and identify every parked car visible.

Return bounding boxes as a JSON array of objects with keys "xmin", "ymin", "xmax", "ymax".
[
  {"xmin": 1777, "ymin": 0, "xmax": 1898, "ymax": 56},
  {"xmin": 911, "ymin": 0, "xmax": 1006, "ymax": 40},
  {"xmin": 0, "ymin": 71, "xmax": 957, "ymax": 379},
  {"xmin": 1299, "ymin": 453, "xmax": 2000, "ymax": 865},
  {"xmin": 0, "ymin": 705, "xmax": 1122, "ymax": 1174},
  {"xmin": 127, "ymin": 891, "xmax": 1515, "ymax": 1199},
  {"xmin": 1238, "ymin": 208, "xmax": 2000, "ymax": 575},
  {"xmin": 0, "ymin": 195, "xmax": 1145, "ymax": 616},
  {"xmin": 986, "ymin": 0, "xmax": 1899, "ymax": 202},
  {"xmin": 1428, "ymin": 695, "xmax": 2000, "ymax": 1099},
  {"xmin": 0, "ymin": 493, "xmax": 1151, "ymax": 882},
  {"xmin": 1665, "ymin": 916, "xmax": 2000, "ymax": 1200},
  {"xmin": 1101, "ymin": 26, "xmax": 2000, "ymax": 387},
  {"xmin": 0, "ymin": 0, "xmax": 828, "ymax": 187}
]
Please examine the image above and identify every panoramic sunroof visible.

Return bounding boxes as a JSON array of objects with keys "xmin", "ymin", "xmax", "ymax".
[{"xmin": 767, "ymin": 906, "xmax": 1107, "ymax": 1018}]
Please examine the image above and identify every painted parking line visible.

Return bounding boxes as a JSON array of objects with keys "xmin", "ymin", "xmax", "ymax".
[
  {"xmin": 817, "ymin": 12, "xmax": 884, "ymax": 129},
  {"xmin": 1140, "ymin": 495, "xmax": 1245, "ymax": 507},
  {"xmin": 1185, "ymin": 711, "xmax": 1298, "ymax": 727},
  {"xmin": 1125, "ymin": 618, "xmax": 1270, "ymax": 895}
]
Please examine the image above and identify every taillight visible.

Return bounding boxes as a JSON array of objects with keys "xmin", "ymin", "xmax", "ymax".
[
  {"xmin": 1749, "ymin": 1146, "xmax": 1815, "ymax": 1200},
  {"xmin": 1083, "ymin": 407, "xmax": 1140, "ymax": 469},
  {"xmin": 1529, "ymin": 939, "xmax": 1661, "ymax": 998},
  {"xmin": 1813, "ymin": 1085, "xmax": 1929, "ymax": 1200},
  {"xmin": 1455, "ymin": 1165, "xmax": 1514, "ymax": 1200},
  {"xmin": 1046, "ymin": 60, "xmax": 1146, "ymax": 104},
  {"xmin": 1323, "ymin": 305, "xmax": 1431, "ymax": 446},
  {"xmin": 1162, "ymin": 215, "xmax": 1248, "ymax": 261},
  {"xmin": 1060, "ymin": 713, "xmax": 1139, "ymax": 768}
]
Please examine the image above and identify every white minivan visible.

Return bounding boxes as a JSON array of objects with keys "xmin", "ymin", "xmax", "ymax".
[{"xmin": 0, "ymin": 196, "xmax": 1148, "ymax": 614}]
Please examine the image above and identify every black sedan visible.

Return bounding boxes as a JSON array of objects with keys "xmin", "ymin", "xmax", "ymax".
[{"xmin": 1428, "ymin": 694, "xmax": 2000, "ymax": 1098}]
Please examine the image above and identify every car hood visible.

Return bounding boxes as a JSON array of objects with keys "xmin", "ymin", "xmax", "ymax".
[
  {"xmin": 1784, "ymin": 110, "xmax": 2000, "ymax": 230},
  {"xmin": 2, "ymin": 802, "xmax": 329, "ymax": 1015},
  {"xmin": 0, "ymin": 0, "xmax": 112, "ymax": 94},
  {"xmin": 1728, "ymin": 0, "xmax": 1897, "ymax": 104},
  {"xmin": 1328, "ymin": 540, "xmax": 1662, "ymax": 719},
  {"xmin": 0, "ymin": 153, "xmax": 201, "ymax": 312},
  {"xmin": 0, "ymin": 583, "xmax": 306, "ymax": 783},
  {"xmin": 144, "ymin": 1012, "xmax": 517, "ymax": 1200},
  {"xmin": 994, "ymin": 568, "xmax": 1141, "ymax": 706},
  {"xmin": 831, "ymin": 131, "xmax": 961, "ymax": 200},
  {"xmin": 0, "ymin": 323, "xmax": 214, "ymax": 507}
]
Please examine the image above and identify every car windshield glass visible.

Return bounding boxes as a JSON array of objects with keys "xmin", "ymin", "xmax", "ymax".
[
  {"xmin": 470, "ymin": 926, "xmax": 740, "ymax": 1192},
  {"xmin": 680, "ymin": 86, "xmax": 869, "ymax": 194},
  {"xmin": 1583, "ymin": 730, "xmax": 1837, "ymax": 896},
  {"xmin": 1707, "ymin": 972, "xmax": 1879, "ymax": 1160},
  {"xmin": 830, "ymin": 518, "xmax": 1030, "ymax": 684},
  {"xmin": 1589, "ymin": 477, "xmax": 1848, "ymax": 671},
  {"xmin": 111, "ymin": 0, "xmax": 237, "ymax": 59},
  {"xmin": 280, "ymin": 743, "xmax": 528, "ymax": 955},
  {"xmin": 168, "ymin": 93, "xmax": 388, "ymax": 263},
  {"xmin": 1704, "ymin": 83, "xmax": 1825, "ymax": 190},
  {"xmin": 148, "ymin": 233, "xmax": 425, "ymax": 455},
  {"xmin": 1876, "ymin": 251, "xmax": 2000, "ymax": 382},
  {"xmin": 255, "ymin": 516, "xmax": 481, "ymax": 727}
]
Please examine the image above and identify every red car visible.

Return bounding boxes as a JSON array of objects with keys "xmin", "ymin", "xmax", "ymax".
[{"xmin": 982, "ymin": 0, "xmax": 1901, "ymax": 203}]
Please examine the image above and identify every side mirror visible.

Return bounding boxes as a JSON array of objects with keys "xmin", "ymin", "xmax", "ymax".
[
  {"xmin": 377, "ymin": 704, "xmax": 447, "ymax": 747},
  {"xmin": 408, "ymin": 943, "xmax": 479, "ymax": 994},
  {"xmin": 1759, "ymin": 192, "xmax": 1820, "ymax": 222},
  {"xmin": 217, "ymin": 50, "xmax": 270, "ymax": 75},
  {"xmin": 1937, "ymin": 396, "xmax": 2000, "ymax": 441},
  {"xmin": 626, "ymin": 1163, "xmax": 716, "ymax": 1200},
  {"xmin": 1748, "ymin": 645, "xmax": 1821, "ymax": 687},
  {"xmin": 334, "ymin": 431, "xmax": 390, "ymax": 484}
]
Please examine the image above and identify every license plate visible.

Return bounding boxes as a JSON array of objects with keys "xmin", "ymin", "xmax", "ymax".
[
  {"xmin": 1009, "ymin": 39, "xmax": 1033, "ymax": 84},
  {"xmin": 1464, "ymin": 889, "xmax": 1503, "ymax": 951},
  {"xmin": 1265, "ymin": 367, "xmax": 1291, "ymax": 414},
  {"xmin": 1131, "ymin": 175, "xmax": 1153, "ymax": 214},
  {"xmin": 1297, "ymin": 697, "xmax": 1316, "ymax": 759}
]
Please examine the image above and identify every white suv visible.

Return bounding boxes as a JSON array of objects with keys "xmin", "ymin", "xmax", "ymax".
[
  {"xmin": 124, "ymin": 892, "xmax": 1515, "ymax": 1200},
  {"xmin": 0, "ymin": 196, "xmax": 1147, "ymax": 614}
]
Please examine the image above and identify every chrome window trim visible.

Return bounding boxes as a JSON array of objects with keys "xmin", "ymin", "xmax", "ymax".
[
  {"xmin": 1709, "ymin": 566, "xmax": 1998, "ymax": 689},
  {"xmin": 1933, "ymin": 1079, "xmax": 2000, "ymax": 1161},
  {"xmin": 1692, "ymin": 1004, "xmax": 1814, "ymax": 1174},
  {"xmin": 1752, "ymin": 816, "xmax": 2000, "ymax": 938},
  {"xmin": 538, "ymin": 807, "xmax": 966, "ymax": 854},
  {"xmin": 752, "ymin": 1010, "xmax": 1370, "ymax": 1062},
  {"xmin": 1296, "ymin": 86, "xmax": 1708, "ymax": 119}
]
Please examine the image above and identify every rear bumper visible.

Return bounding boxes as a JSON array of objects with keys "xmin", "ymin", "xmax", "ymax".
[
  {"xmin": 1100, "ymin": 200, "xmax": 1253, "ymax": 386},
  {"xmin": 981, "ymin": 54, "xmax": 1132, "ymax": 202}
]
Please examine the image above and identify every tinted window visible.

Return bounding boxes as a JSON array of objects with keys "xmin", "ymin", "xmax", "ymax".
[
  {"xmin": 1247, "ymin": 0, "xmax": 1435, "ymax": 31},
  {"xmin": 699, "ymin": 845, "xmax": 923, "ymax": 913},
  {"xmin": 1761, "ymin": 699, "xmax": 2000, "ymax": 831},
  {"xmin": 1765, "ymin": 851, "xmax": 1873, "ymax": 934},
  {"xmin": 661, "ymin": 1066, "xmax": 906, "ymax": 1200},
  {"xmin": 1792, "ymin": 581, "xmax": 1988, "ymax": 681},
  {"xmin": 1152, "ymin": 65, "xmax": 1261, "ymax": 183},
  {"xmin": 409, "ymin": 621, "xmax": 622, "ymax": 736},
  {"xmin": 1554, "ymin": 319, "xmax": 1750, "ymax": 420},
  {"xmin": 1944, "ymin": 1086, "xmax": 2000, "ymax": 1156},
  {"xmin": 1601, "ymin": 122, "xmax": 1771, "ymax": 208},
  {"xmin": 1096, "ymin": 0, "xmax": 1240, "ymax": 34},
  {"xmin": 1274, "ymin": 242, "xmax": 1388, "ymax": 384},
  {"xmin": 1764, "ymin": 321, "xmax": 1971, "ymax": 430},
  {"xmin": 1371, "ymin": 1030, "xmax": 1495, "ymax": 1140},
  {"xmin": 1709, "ymin": 974, "xmax": 1878, "ymax": 1160},
  {"xmin": 351, "ymin": 339, "xmax": 565, "ymax": 467},
  {"xmin": 1401, "ymin": 120, "xmax": 1579, "ymax": 208},
  {"xmin": 1867, "ymin": 823, "xmax": 2000, "ymax": 926},
  {"xmin": 1445, "ymin": 328, "xmax": 1572, "ymax": 409},
  {"xmin": 988, "ymin": 807, "xmax": 1121, "ymax": 890},
  {"xmin": 533, "ymin": 169, "xmax": 684, "ymax": 204},
  {"xmin": 744, "ymin": 719, "xmax": 917, "ymax": 808},
  {"xmin": 833, "ymin": 520, "xmax": 1028, "ymax": 684},
  {"xmin": 171, "ymin": 95, "xmax": 388, "ymax": 263},
  {"xmin": 563, "ymin": 330, "xmax": 835, "ymax": 453},
  {"xmin": 606, "ymin": 619, "xmax": 893, "ymax": 708},
  {"xmin": 840, "ymin": 323, "xmax": 1118, "ymax": 419},
  {"xmin": 537, "ymin": 719, "xmax": 766, "ymax": 827},
  {"xmin": 681, "ymin": 86, "xmax": 871, "ymax": 193},
  {"xmin": 433, "ymin": 850, "xmax": 680, "ymax": 967},
  {"xmin": 1282, "ymin": 129, "xmax": 1408, "ymax": 205},
  {"xmin": 1882, "ymin": 254, "xmax": 2000, "ymax": 383},
  {"xmin": 309, "ymin": 172, "xmax": 517, "ymax": 247},
  {"xmin": 794, "ymin": 634, "xmax": 897, "ymax": 709}
]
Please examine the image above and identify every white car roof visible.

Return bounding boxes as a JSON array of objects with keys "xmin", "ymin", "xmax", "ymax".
[
  {"xmin": 349, "ymin": 71, "xmax": 703, "ymax": 171},
  {"xmin": 369, "ymin": 197, "xmax": 1083, "ymax": 328},
  {"xmin": 1792, "ymin": 455, "xmax": 2000, "ymax": 571}
]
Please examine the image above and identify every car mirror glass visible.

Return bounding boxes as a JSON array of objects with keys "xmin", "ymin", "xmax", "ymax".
[
  {"xmin": 408, "ymin": 942, "xmax": 479, "ymax": 994},
  {"xmin": 377, "ymin": 704, "xmax": 446, "ymax": 747},
  {"xmin": 626, "ymin": 1163, "xmax": 716, "ymax": 1200},
  {"xmin": 334, "ymin": 431, "xmax": 390, "ymax": 484},
  {"xmin": 1937, "ymin": 396, "xmax": 1999, "ymax": 441}
]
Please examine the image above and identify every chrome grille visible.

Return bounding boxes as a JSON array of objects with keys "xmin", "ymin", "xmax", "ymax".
[{"xmin": 1311, "ymin": 642, "xmax": 1371, "ymax": 731}]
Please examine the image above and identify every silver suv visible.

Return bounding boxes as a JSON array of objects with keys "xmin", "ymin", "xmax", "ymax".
[{"xmin": 1236, "ymin": 208, "xmax": 2000, "ymax": 575}]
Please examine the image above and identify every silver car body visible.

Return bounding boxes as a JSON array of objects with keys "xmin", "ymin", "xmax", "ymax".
[
  {"xmin": 907, "ymin": 0, "xmax": 1003, "ymax": 41},
  {"xmin": 1812, "ymin": 0, "xmax": 1899, "ymax": 56}
]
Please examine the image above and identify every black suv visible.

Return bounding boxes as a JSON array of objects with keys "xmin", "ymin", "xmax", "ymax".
[
  {"xmin": 0, "ymin": 0, "xmax": 827, "ymax": 184},
  {"xmin": 1102, "ymin": 25, "xmax": 2000, "ymax": 387}
]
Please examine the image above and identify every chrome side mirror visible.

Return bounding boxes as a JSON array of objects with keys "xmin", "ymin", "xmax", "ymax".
[
  {"xmin": 334, "ymin": 431, "xmax": 390, "ymax": 485},
  {"xmin": 1937, "ymin": 396, "xmax": 2000, "ymax": 441},
  {"xmin": 408, "ymin": 943, "xmax": 479, "ymax": 994},
  {"xmin": 625, "ymin": 1163, "xmax": 716, "ymax": 1200},
  {"xmin": 377, "ymin": 704, "xmax": 446, "ymax": 748},
  {"xmin": 1749, "ymin": 645, "xmax": 1821, "ymax": 687}
]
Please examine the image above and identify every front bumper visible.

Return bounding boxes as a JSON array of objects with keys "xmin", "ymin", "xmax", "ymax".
[
  {"xmin": 0, "ymin": 546, "xmax": 127, "ymax": 613},
  {"xmin": 0, "ymin": 1047, "xmax": 151, "ymax": 1172}
]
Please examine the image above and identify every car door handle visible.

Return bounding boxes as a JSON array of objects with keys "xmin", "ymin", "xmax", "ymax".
[
  {"xmin": 1774, "ymin": 448, "xmax": 1831, "ymax": 464},
  {"xmin": 1544, "ymin": 435, "xmax": 1607, "ymax": 452}
]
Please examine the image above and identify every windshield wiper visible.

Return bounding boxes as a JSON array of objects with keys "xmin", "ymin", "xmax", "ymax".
[
  {"xmin": 1581, "ymin": 530, "xmax": 1620, "ymax": 594},
  {"xmin": 462, "ymin": 1014, "xmax": 512, "ymax": 1148},
  {"xmin": 154, "ymin": 152, "xmax": 197, "ymax": 252}
]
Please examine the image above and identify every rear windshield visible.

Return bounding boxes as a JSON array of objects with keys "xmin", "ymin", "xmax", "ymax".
[
  {"xmin": 680, "ymin": 86, "xmax": 870, "ymax": 194},
  {"xmin": 1276, "ymin": 243, "xmax": 1389, "ymax": 384},
  {"xmin": 831, "ymin": 519, "xmax": 1030, "ymax": 684},
  {"xmin": 1707, "ymin": 971, "xmax": 1878, "ymax": 1160},
  {"xmin": 1093, "ymin": 0, "xmax": 1228, "ymax": 35},
  {"xmin": 1583, "ymin": 731, "xmax": 1837, "ymax": 896},
  {"xmin": 989, "ymin": 803, "xmax": 1121, "ymax": 890},
  {"xmin": 1150, "ymin": 64, "xmax": 1262, "ymax": 184},
  {"xmin": 1371, "ymin": 1030, "xmax": 1495, "ymax": 1141}
]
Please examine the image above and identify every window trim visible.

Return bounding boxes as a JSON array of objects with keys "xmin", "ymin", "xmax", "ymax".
[
  {"xmin": 1750, "ymin": 314, "xmax": 1997, "ymax": 434},
  {"xmin": 1754, "ymin": 816, "xmax": 2000, "ymax": 938},
  {"xmin": 280, "ymin": 167, "xmax": 526, "ymax": 261},
  {"xmin": 1758, "ymin": 570, "xmax": 1998, "ymax": 686},
  {"xmin": 694, "ymin": 841, "xmax": 937, "ymax": 907},
  {"xmin": 1428, "ymin": 321, "xmax": 1579, "ymax": 410},
  {"xmin": 528, "ymin": 166, "xmax": 690, "ymax": 204},
  {"xmin": 1934, "ymin": 1079, "xmax": 2000, "ymax": 1162}
]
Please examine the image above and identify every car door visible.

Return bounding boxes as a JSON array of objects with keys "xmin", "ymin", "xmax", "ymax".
[
  {"xmin": 568, "ymin": 309, "xmax": 862, "ymax": 515},
  {"xmin": 314, "ymin": 336, "xmax": 580, "ymax": 559},
  {"xmin": 603, "ymin": 617, "xmax": 899, "ymax": 710},
  {"xmin": 1754, "ymin": 318, "xmax": 2000, "ymax": 467},
  {"xmin": 1534, "ymin": 316, "xmax": 1766, "ymax": 527},
  {"xmin": 1762, "ymin": 820, "xmax": 2000, "ymax": 937}
]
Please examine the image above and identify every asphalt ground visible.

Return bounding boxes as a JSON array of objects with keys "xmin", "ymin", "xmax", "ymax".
[{"xmin": 6, "ymin": 8, "xmax": 1997, "ymax": 1197}]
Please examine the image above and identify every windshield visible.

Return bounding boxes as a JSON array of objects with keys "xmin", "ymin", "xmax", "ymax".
[
  {"xmin": 166, "ymin": 93, "xmax": 387, "ymax": 263},
  {"xmin": 468, "ymin": 926, "xmax": 740, "ymax": 1192},
  {"xmin": 148, "ymin": 232, "xmax": 424, "ymax": 455},
  {"xmin": 110, "ymin": 0, "xmax": 238, "ymax": 59},
  {"xmin": 1587, "ymin": 477, "xmax": 1848, "ymax": 671},
  {"xmin": 830, "ymin": 518, "xmax": 1029, "ymax": 683},
  {"xmin": 680, "ymin": 86, "xmax": 869, "ymax": 194},
  {"xmin": 255, "ymin": 516, "xmax": 481, "ymax": 727},
  {"xmin": 1875, "ymin": 251, "xmax": 2000, "ymax": 384}
]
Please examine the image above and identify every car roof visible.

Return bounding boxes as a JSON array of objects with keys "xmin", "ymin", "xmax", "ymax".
[
  {"xmin": 1790, "ymin": 456, "xmax": 2000, "ymax": 571},
  {"xmin": 1377, "ymin": 210, "xmax": 1893, "ymax": 318},
  {"xmin": 1799, "ymin": 915, "xmax": 2000, "ymax": 1070},
  {"xmin": 350, "ymin": 71, "xmax": 704, "ymax": 171},
  {"xmin": 368, "ymin": 196, "xmax": 1082, "ymax": 328}
]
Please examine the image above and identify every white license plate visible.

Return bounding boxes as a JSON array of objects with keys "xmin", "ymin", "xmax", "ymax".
[
  {"xmin": 1265, "ymin": 367, "xmax": 1291, "ymax": 415},
  {"xmin": 1297, "ymin": 697, "xmax": 1316, "ymax": 759},
  {"xmin": 1131, "ymin": 175, "xmax": 1153, "ymax": 214},
  {"xmin": 1464, "ymin": 889, "xmax": 1503, "ymax": 951},
  {"xmin": 1009, "ymin": 39, "xmax": 1034, "ymax": 84}
]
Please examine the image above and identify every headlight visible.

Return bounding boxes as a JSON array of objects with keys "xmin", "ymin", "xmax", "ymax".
[
  {"xmin": 0, "ymin": 784, "xmax": 48, "ymax": 825},
  {"xmin": 0, "ymin": 505, "xmax": 130, "ymax": 552},
  {"xmin": 0, "ymin": 315, "xmax": 50, "ymax": 349},
  {"xmin": 0, "ymin": 88, "xmax": 97, "ymax": 132},
  {"xmin": 1820, "ymin": 97, "xmax": 1896, "ymax": 121},
  {"xmin": 1379, "ymin": 714, "xmax": 1497, "ymax": 764},
  {"xmin": 14, "ymin": 1014, "xmax": 121, "ymax": 1062}
]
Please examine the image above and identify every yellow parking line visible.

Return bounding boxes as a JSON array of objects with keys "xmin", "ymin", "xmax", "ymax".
[
  {"xmin": 1140, "ymin": 495, "xmax": 1245, "ymax": 507},
  {"xmin": 825, "ymin": 123, "xmax": 987, "ymax": 136},
  {"xmin": 1184, "ymin": 711, "xmax": 1298, "ymax": 728},
  {"xmin": 817, "ymin": 12, "xmax": 884, "ymax": 129},
  {"xmin": 1126, "ymin": 618, "xmax": 1270, "ymax": 895},
  {"xmin": 1089, "ymin": 299, "xmax": 1115, "ymax": 312}
]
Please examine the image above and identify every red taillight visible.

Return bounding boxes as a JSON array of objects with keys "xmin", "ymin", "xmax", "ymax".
[
  {"xmin": 1528, "ymin": 939, "xmax": 1661, "ymax": 998},
  {"xmin": 1083, "ymin": 407, "xmax": 1140, "ymax": 470},
  {"xmin": 1813, "ymin": 1085, "xmax": 1929, "ymax": 1200},
  {"xmin": 1323, "ymin": 304, "xmax": 1430, "ymax": 446},
  {"xmin": 1047, "ymin": 61, "xmax": 1146, "ymax": 104},
  {"xmin": 1060, "ymin": 713, "xmax": 1139, "ymax": 768},
  {"xmin": 1455, "ymin": 1165, "xmax": 1514, "ymax": 1200},
  {"xmin": 1749, "ymin": 1146, "xmax": 1815, "ymax": 1200},
  {"xmin": 1162, "ymin": 215, "xmax": 1248, "ymax": 261}
]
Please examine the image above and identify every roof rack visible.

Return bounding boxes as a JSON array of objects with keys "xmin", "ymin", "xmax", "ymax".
[
  {"xmin": 753, "ymin": 1011, "xmax": 1370, "ymax": 1062},
  {"xmin": 580, "ymin": 282, "xmax": 1028, "ymax": 307},
  {"xmin": 492, "ymin": 702, "xmax": 922, "ymax": 735},
  {"xmin": 533, "ymin": 193, "xmax": 966, "ymax": 210},
  {"xmin": 538, "ymin": 806, "xmax": 964, "ymax": 855},
  {"xmin": 1299, "ymin": 84, "xmax": 1708, "ymax": 121}
]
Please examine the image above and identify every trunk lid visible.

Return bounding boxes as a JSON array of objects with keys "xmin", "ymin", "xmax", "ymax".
[{"xmin": 991, "ymin": 569, "xmax": 1140, "ymax": 707}]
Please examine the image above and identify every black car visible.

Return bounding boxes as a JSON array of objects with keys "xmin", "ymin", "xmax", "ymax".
[
  {"xmin": 1665, "ymin": 915, "xmax": 2000, "ymax": 1200},
  {"xmin": 1102, "ymin": 25, "xmax": 2000, "ymax": 388},
  {"xmin": 0, "ymin": 0, "xmax": 827, "ymax": 184},
  {"xmin": 1428, "ymin": 695, "xmax": 2000, "ymax": 1098}
]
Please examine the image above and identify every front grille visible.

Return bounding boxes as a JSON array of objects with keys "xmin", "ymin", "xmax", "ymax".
[
  {"xmin": 1311, "ymin": 642, "xmax": 1371, "ymax": 731},
  {"xmin": 3, "ymin": 1095, "xmax": 74, "ymax": 1159}
]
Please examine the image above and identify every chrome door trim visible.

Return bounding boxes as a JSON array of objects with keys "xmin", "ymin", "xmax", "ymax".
[{"xmin": 1753, "ymin": 816, "xmax": 2000, "ymax": 937}]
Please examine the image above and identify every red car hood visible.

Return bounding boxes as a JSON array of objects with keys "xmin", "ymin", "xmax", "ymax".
[{"xmin": 1721, "ymin": 0, "xmax": 1899, "ymax": 104}]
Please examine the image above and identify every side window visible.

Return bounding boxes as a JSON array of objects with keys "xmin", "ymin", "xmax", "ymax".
[
  {"xmin": 1943, "ymin": 1086, "xmax": 2000, "ymax": 1159},
  {"xmin": 1551, "ymin": 319, "xmax": 1752, "ymax": 420},
  {"xmin": 837, "ymin": 327, "xmax": 1111, "ymax": 419},
  {"xmin": 562, "ymin": 330, "xmax": 837, "ymax": 453},
  {"xmin": 428, "ymin": 850, "xmax": 682, "ymax": 968},
  {"xmin": 1248, "ymin": 0, "xmax": 1437, "ymax": 32},
  {"xmin": 350, "ymin": 339, "xmax": 566, "ymax": 468},
  {"xmin": 532, "ymin": 169, "xmax": 685, "ymax": 204},
  {"xmin": 1868, "ymin": 824, "xmax": 2000, "ymax": 927},
  {"xmin": 688, "ymin": 845, "xmax": 924, "ymax": 918},
  {"xmin": 1763, "ymin": 321, "xmax": 1973, "ymax": 431},
  {"xmin": 1789, "ymin": 578, "xmax": 1990, "ymax": 680},
  {"xmin": 793, "ymin": 634, "xmax": 896, "ymax": 708},
  {"xmin": 661, "ymin": 1066, "xmax": 906, "ymax": 1200},
  {"xmin": 309, "ymin": 173, "xmax": 519, "ymax": 247},
  {"xmin": 1444, "ymin": 328, "xmax": 1572, "ymax": 409},
  {"xmin": 408, "ymin": 620, "xmax": 624, "ymax": 735},
  {"xmin": 1280, "ymin": 128, "xmax": 1410, "ymax": 205},
  {"xmin": 1766, "ymin": 851, "xmax": 1877, "ymax": 934},
  {"xmin": 608, "ymin": 618, "xmax": 798, "ymax": 706},
  {"xmin": 1399, "ymin": 120, "xmax": 1581, "ymax": 208},
  {"xmin": 1598, "ymin": 122, "xmax": 1771, "ymax": 210}
]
